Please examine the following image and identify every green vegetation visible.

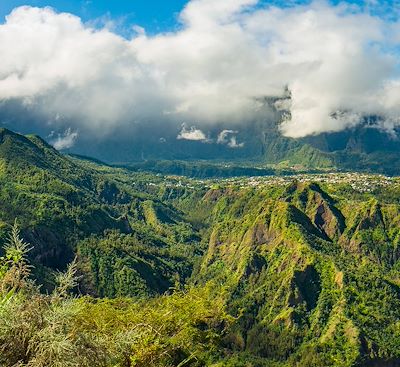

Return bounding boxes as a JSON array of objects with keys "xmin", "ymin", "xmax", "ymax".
[
  {"xmin": 119, "ymin": 160, "xmax": 279, "ymax": 178},
  {"xmin": 196, "ymin": 181, "xmax": 400, "ymax": 366},
  {"xmin": 0, "ymin": 222, "xmax": 230, "ymax": 367},
  {"xmin": 0, "ymin": 128, "xmax": 201, "ymax": 292},
  {"xmin": 2, "ymin": 128, "xmax": 400, "ymax": 366}
]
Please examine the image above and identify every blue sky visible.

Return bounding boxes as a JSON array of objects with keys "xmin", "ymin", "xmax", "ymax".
[
  {"xmin": 0, "ymin": 0, "xmax": 189, "ymax": 33},
  {"xmin": 1, "ymin": 0, "xmax": 399, "ymax": 35}
]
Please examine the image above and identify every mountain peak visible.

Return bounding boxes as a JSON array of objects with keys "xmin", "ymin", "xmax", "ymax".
[{"xmin": 0, "ymin": 127, "xmax": 73, "ymax": 174}]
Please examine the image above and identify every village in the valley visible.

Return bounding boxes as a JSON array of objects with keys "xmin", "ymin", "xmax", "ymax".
[{"xmin": 155, "ymin": 171, "xmax": 398, "ymax": 193}]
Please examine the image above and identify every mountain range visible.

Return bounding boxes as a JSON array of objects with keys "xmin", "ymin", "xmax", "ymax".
[
  {"xmin": 1, "ymin": 127, "xmax": 400, "ymax": 365},
  {"xmin": 63, "ymin": 118, "xmax": 400, "ymax": 176}
]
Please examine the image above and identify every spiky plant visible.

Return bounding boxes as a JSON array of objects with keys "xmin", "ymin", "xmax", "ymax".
[
  {"xmin": 0, "ymin": 220, "xmax": 33, "ymax": 293},
  {"xmin": 52, "ymin": 258, "xmax": 79, "ymax": 300},
  {"xmin": 0, "ymin": 221, "xmax": 108, "ymax": 367},
  {"xmin": 0, "ymin": 221, "xmax": 42, "ymax": 366}
]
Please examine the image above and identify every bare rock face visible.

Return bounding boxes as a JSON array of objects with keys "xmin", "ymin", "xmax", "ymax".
[
  {"xmin": 280, "ymin": 181, "xmax": 346, "ymax": 241},
  {"xmin": 312, "ymin": 194, "xmax": 345, "ymax": 241}
]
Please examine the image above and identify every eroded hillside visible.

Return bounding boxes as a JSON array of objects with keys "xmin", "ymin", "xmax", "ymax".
[{"xmin": 195, "ymin": 181, "xmax": 400, "ymax": 366}]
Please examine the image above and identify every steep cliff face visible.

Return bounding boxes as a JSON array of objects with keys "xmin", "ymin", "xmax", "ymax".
[
  {"xmin": 281, "ymin": 181, "xmax": 346, "ymax": 241},
  {"xmin": 196, "ymin": 182, "xmax": 400, "ymax": 366}
]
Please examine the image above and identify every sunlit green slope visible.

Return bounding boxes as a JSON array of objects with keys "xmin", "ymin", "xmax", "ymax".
[
  {"xmin": 195, "ymin": 181, "xmax": 400, "ymax": 366},
  {"xmin": 0, "ymin": 128, "xmax": 201, "ymax": 294}
]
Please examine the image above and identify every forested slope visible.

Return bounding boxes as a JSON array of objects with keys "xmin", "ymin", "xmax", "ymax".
[
  {"xmin": 195, "ymin": 181, "xmax": 400, "ymax": 366},
  {"xmin": 0, "ymin": 128, "xmax": 201, "ymax": 293},
  {"xmin": 2, "ymin": 128, "xmax": 400, "ymax": 366}
]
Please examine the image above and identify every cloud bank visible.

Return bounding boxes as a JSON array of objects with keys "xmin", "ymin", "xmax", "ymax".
[
  {"xmin": 177, "ymin": 124, "xmax": 209, "ymax": 142},
  {"xmin": 0, "ymin": 0, "xmax": 400, "ymax": 144},
  {"xmin": 49, "ymin": 128, "xmax": 78, "ymax": 150},
  {"xmin": 217, "ymin": 130, "xmax": 244, "ymax": 148}
]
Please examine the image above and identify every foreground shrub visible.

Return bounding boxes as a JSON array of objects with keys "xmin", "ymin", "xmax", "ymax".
[{"xmin": 0, "ymin": 222, "xmax": 231, "ymax": 367}]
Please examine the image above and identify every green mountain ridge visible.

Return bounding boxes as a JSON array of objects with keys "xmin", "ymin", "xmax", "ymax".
[
  {"xmin": 196, "ymin": 181, "xmax": 400, "ymax": 365},
  {"xmin": 1, "ymin": 128, "xmax": 400, "ymax": 366},
  {"xmin": 0, "ymin": 128, "xmax": 201, "ymax": 293},
  {"xmin": 66, "ymin": 120, "xmax": 400, "ymax": 175}
]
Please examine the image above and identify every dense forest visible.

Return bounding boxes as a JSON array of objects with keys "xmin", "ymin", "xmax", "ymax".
[{"xmin": 2, "ymin": 128, "xmax": 400, "ymax": 366}]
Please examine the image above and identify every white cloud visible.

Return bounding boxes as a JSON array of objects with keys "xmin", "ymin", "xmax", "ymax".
[
  {"xmin": 217, "ymin": 129, "xmax": 244, "ymax": 148},
  {"xmin": 177, "ymin": 124, "xmax": 209, "ymax": 142},
  {"xmin": 228, "ymin": 136, "xmax": 244, "ymax": 148},
  {"xmin": 0, "ymin": 1, "xmax": 400, "ymax": 139},
  {"xmin": 50, "ymin": 128, "xmax": 78, "ymax": 150}
]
